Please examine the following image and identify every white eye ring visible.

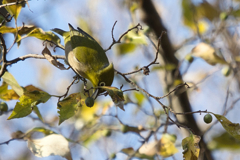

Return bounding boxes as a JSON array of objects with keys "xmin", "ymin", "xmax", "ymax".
[{"xmin": 99, "ymin": 82, "xmax": 105, "ymax": 86}]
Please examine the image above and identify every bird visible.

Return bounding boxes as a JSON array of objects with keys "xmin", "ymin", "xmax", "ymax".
[{"xmin": 52, "ymin": 24, "xmax": 114, "ymax": 98}]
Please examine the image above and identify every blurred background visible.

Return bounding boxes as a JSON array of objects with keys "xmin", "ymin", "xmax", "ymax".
[{"xmin": 0, "ymin": 0, "xmax": 240, "ymax": 160}]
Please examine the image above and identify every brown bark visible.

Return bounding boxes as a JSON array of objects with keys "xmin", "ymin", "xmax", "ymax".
[{"xmin": 138, "ymin": 0, "xmax": 213, "ymax": 160}]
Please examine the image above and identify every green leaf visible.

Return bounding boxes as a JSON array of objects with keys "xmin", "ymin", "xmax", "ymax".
[
  {"xmin": 7, "ymin": 95, "xmax": 33, "ymax": 119},
  {"xmin": 212, "ymin": 113, "xmax": 240, "ymax": 140},
  {"xmin": 2, "ymin": 72, "xmax": 24, "ymax": 96},
  {"xmin": 23, "ymin": 28, "xmax": 61, "ymax": 46},
  {"xmin": 8, "ymin": 87, "xmax": 51, "ymax": 119},
  {"xmin": 99, "ymin": 86, "xmax": 125, "ymax": 111},
  {"xmin": 2, "ymin": 0, "xmax": 23, "ymax": 20},
  {"xmin": 151, "ymin": 64, "xmax": 177, "ymax": 71},
  {"xmin": 182, "ymin": 133, "xmax": 201, "ymax": 160},
  {"xmin": 124, "ymin": 29, "xmax": 147, "ymax": 45},
  {"xmin": 26, "ymin": 127, "xmax": 55, "ymax": 137},
  {"xmin": 208, "ymin": 132, "xmax": 240, "ymax": 150},
  {"xmin": 33, "ymin": 106, "xmax": 43, "ymax": 122},
  {"xmin": 117, "ymin": 43, "xmax": 136, "ymax": 55},
  {"xmin": 134, "ymin": 92, "xmax": 145, "ymax": 106},
  {"xmin": 57, "ymin": 93, "xmax": 82, "ymax": 125}
]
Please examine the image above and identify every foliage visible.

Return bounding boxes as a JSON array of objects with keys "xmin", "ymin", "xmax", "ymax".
[{"xmin": 1, "ymin": 0, "xmax": 240, "ymax": 160}]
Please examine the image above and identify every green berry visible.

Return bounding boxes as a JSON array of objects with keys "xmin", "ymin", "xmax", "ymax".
[
  {"xmin": 185, "ymin": 54, "xmax": 194, "ymax": 63},
  {"xmin": 221, "ymin": 66, "xmax": 231, "ymax": 77},
  {"xmin": 204, "ymin": 114, "xmax": 212, "ymax": 124},
  {"xmin": 0, "ymin": 102, "xmax": 8, "ymax": 112},
  {"xmin": 220, "ymin": 12, "xmax": 228, "ymax": 21},
  {"xmin": 85, "ymin": 97, "xmax": 94, "ymax": 107}
]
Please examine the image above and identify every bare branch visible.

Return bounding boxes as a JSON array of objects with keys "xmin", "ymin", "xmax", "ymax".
[
  {"xmin": 104, "ymin": 21, "xmax": 143, "ymax": 52},
  {"xmin": 0, "ymin": 0, "xmax": 29, "ymax": 9},
  {"xmin": 121, "ymin": 31, "xmax": 166, "ymax": 76}
]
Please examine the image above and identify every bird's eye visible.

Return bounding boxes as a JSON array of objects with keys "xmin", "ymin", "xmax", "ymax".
[{"xmin": 99, "ymin": 82, "xmax": 105, "ymax": 86}]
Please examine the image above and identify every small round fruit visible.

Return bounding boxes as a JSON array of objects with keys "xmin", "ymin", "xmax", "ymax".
[
  {"xmin": 221, "ymin": 66, "xmax": 231, "ymax": 77},
  {"xmin": 204, "ymin": 114, "xmax": 212, "ymax": 124},
  {"xmin": 85, "ymin": 97, "xmax": 94, "ymax": 107},
  {"xmin": 185, "ymin": 54, "xmax": 194, "ymax": 63},
  {"xmin": 0, "ymin": 102, "xmax": 8, "ymax": 112}
]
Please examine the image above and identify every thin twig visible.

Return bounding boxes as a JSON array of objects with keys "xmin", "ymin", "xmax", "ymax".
[
  {"xmin": 0, "ymin": 0, "xmax": 29, "ymax": 9},
  {"xmin": 0, "ymin": 33, "xmax": 8, "ymax": 78},
  {"xmin": 121, "ymin": 31, "xmax": 166, "ymax": 76},
  {"xmin": 104, "ymin": 21, "xmax": 142, "ymax": 52}
]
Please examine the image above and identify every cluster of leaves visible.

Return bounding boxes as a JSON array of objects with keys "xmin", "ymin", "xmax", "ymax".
[{"xmin": 1, "ymin": 1, "xmax": 240, "ymax": 160}]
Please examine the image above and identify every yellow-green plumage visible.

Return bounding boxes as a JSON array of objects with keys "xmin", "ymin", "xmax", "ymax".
[{"xmin": 53, "ymin": 24, "xmax": 114, "ymax": 94}]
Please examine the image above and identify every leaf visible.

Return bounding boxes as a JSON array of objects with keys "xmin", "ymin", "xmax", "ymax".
[
  {"xmin": 117, "ymin": 43, "xmax": 136, "ymax": 55},
  {"xmin": 57, "ymin": 93, "xmax": 82, "ymax": 124},
  {"xmin": 23, "ymin": 28, "xmax": 61, "ymax": 46},
  {"xmin": 8, "ymin": 87, "xmax": 51, "ymax": 119},
  {"xmin": 0, "ymin": 82, "xmax": 19, "ymax": 101},
  {"xmin": 182, "ymin": 0, "xmax": 219, "ymax": 33},
  {"xmin": 159, "ymin": 134, "xmax": 178, "ymax": 157},
  {"xmin": 0, "ymin": 25, "xmax": 35, "ymax": 35},
  {"xmin": 33, "ymin": 106, "xmax": 43, "ymax": 122},
  {"xmin": 212, "ymin": 113, "xmax": 240, "ymax": 140},
  {"xmin": 26, "ymin": 127, "xmax": 55, "ymax": 137},
  {"xmin": 0, "ymin": 26, "xmax": 17, "ymax": 34},
  {"xmin": 134, "ymin": 92, "xmax": 145, "ymax": 106},
  {"xmin": 2, "ymin": 0, "xmax": 24, "ymax": 19},
  {"xmin": 41, "ymin": 46, "xmax": 67, "ymax": 70},
  {"xmin": 208, "ymin": 132, "xmax": 240, "ymax": 150},
  {"xmin": 2, "ymin": 72, "xmax": 24, "ymax": 96},
  {"xmin": 99, "ymin": 86, "xmax": 125, "ymax": 111},
  {"xmin": 124, "ymin": 28, "xmax": 147, "ymax": 45},
  {"xmin": 27, "ymin": 134, "xmax": 71, "ymax": 159},
  {"xmin": 191, "ymin": 42, "xmax": 228, "ymax": 65},
  {"xmin": 182, "ymin": 133, "xmax": 201, "ymax": 160},
  {"xmin": 151, "ymin": 64, "xmax": 177, "ymax": 71}
]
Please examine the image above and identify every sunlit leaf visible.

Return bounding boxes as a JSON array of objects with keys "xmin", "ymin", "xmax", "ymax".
[
  {"xmin": 27, "ymin": 134, "xmax": 71, "ymax": 159},
  {"xmin": 8, "ymin": 87, "xmax": 51, "ymax": 119},
  {"xmin": 2, "ymin": 72, "xmax": 24, "ymax": 96},
  {"xmin": 191, "ymin": 42, "xmax": 228, "ymax": 65},
  {"xmin": 0, "ymin": 82, "xmax": 19, "ymax": 101},
  {"xmin": 134, "ymin": 92, "xmax": 145, "ymax": 106},
  {"xmin": 22, "ymin": 28, "xmax": 61, "ymax": 46},
  {"xmin": 117, "ymin": 43, "xmax": 136, "ymax": 55},
  {"xmin": 99, "ymin": 86, "xmax": 125, "ymax": 111},
  {"xmin": 26, "ymin": 127, "xmax": 55, "ymax": 137},
  {"xmin": 159, "ymin": 134, "xmax": 178, "ymax": 157},
  {"xmin": 57, "ymin": 93, "xmax": 82, "ymax": 124},
  {"xmin": 182, "ymin": 0, "xmax": 219, "ymax": 33},
  {"xmin": 33, "ymin": 106, "xmax": 43, "ymax": 122},
  {"xmin": 212, "ymin": 113, "xmax": 240, "ymax": 140},
  {"xmin": 182, "ymin": 133, "xmax": 201, "ymax": 160},
  {"xmin": 3, "ymin": 0, "xmax": 23, "ymax": 19},
  {"xmin": 151, "ymin": 64, "xmax": 177, "ymax": 71},
  {"xmin": 208, "ymin": 132, "xmax": 240, "ymax": 150},
  {"xmin": 124, "ymin": 28, "xmax": 147, "ymax": 45}
]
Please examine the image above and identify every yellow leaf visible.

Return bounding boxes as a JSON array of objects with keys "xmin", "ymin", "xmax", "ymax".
[
  {"xmin": 182, "ymin": 133, "xmax": 201, "ymax": 160},
  {"xmin": 159, "ymin": 134, "xmax": 178, "ymax": 157},
  {"xmin": 191, "ymin": 42, "xmax": 228, "ymax": 65},
  {"xmin": 213, "ymin": 113, "xmax": 240, "ymax": 140},
  {"xmin": 2, "ymin": 0, "xmax": 23, "ymax": 19}
]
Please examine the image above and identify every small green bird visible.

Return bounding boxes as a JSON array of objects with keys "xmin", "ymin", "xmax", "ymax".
[{"xmin": 53, "ymin": 24, "xmax": 114, "ymax": 97}]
